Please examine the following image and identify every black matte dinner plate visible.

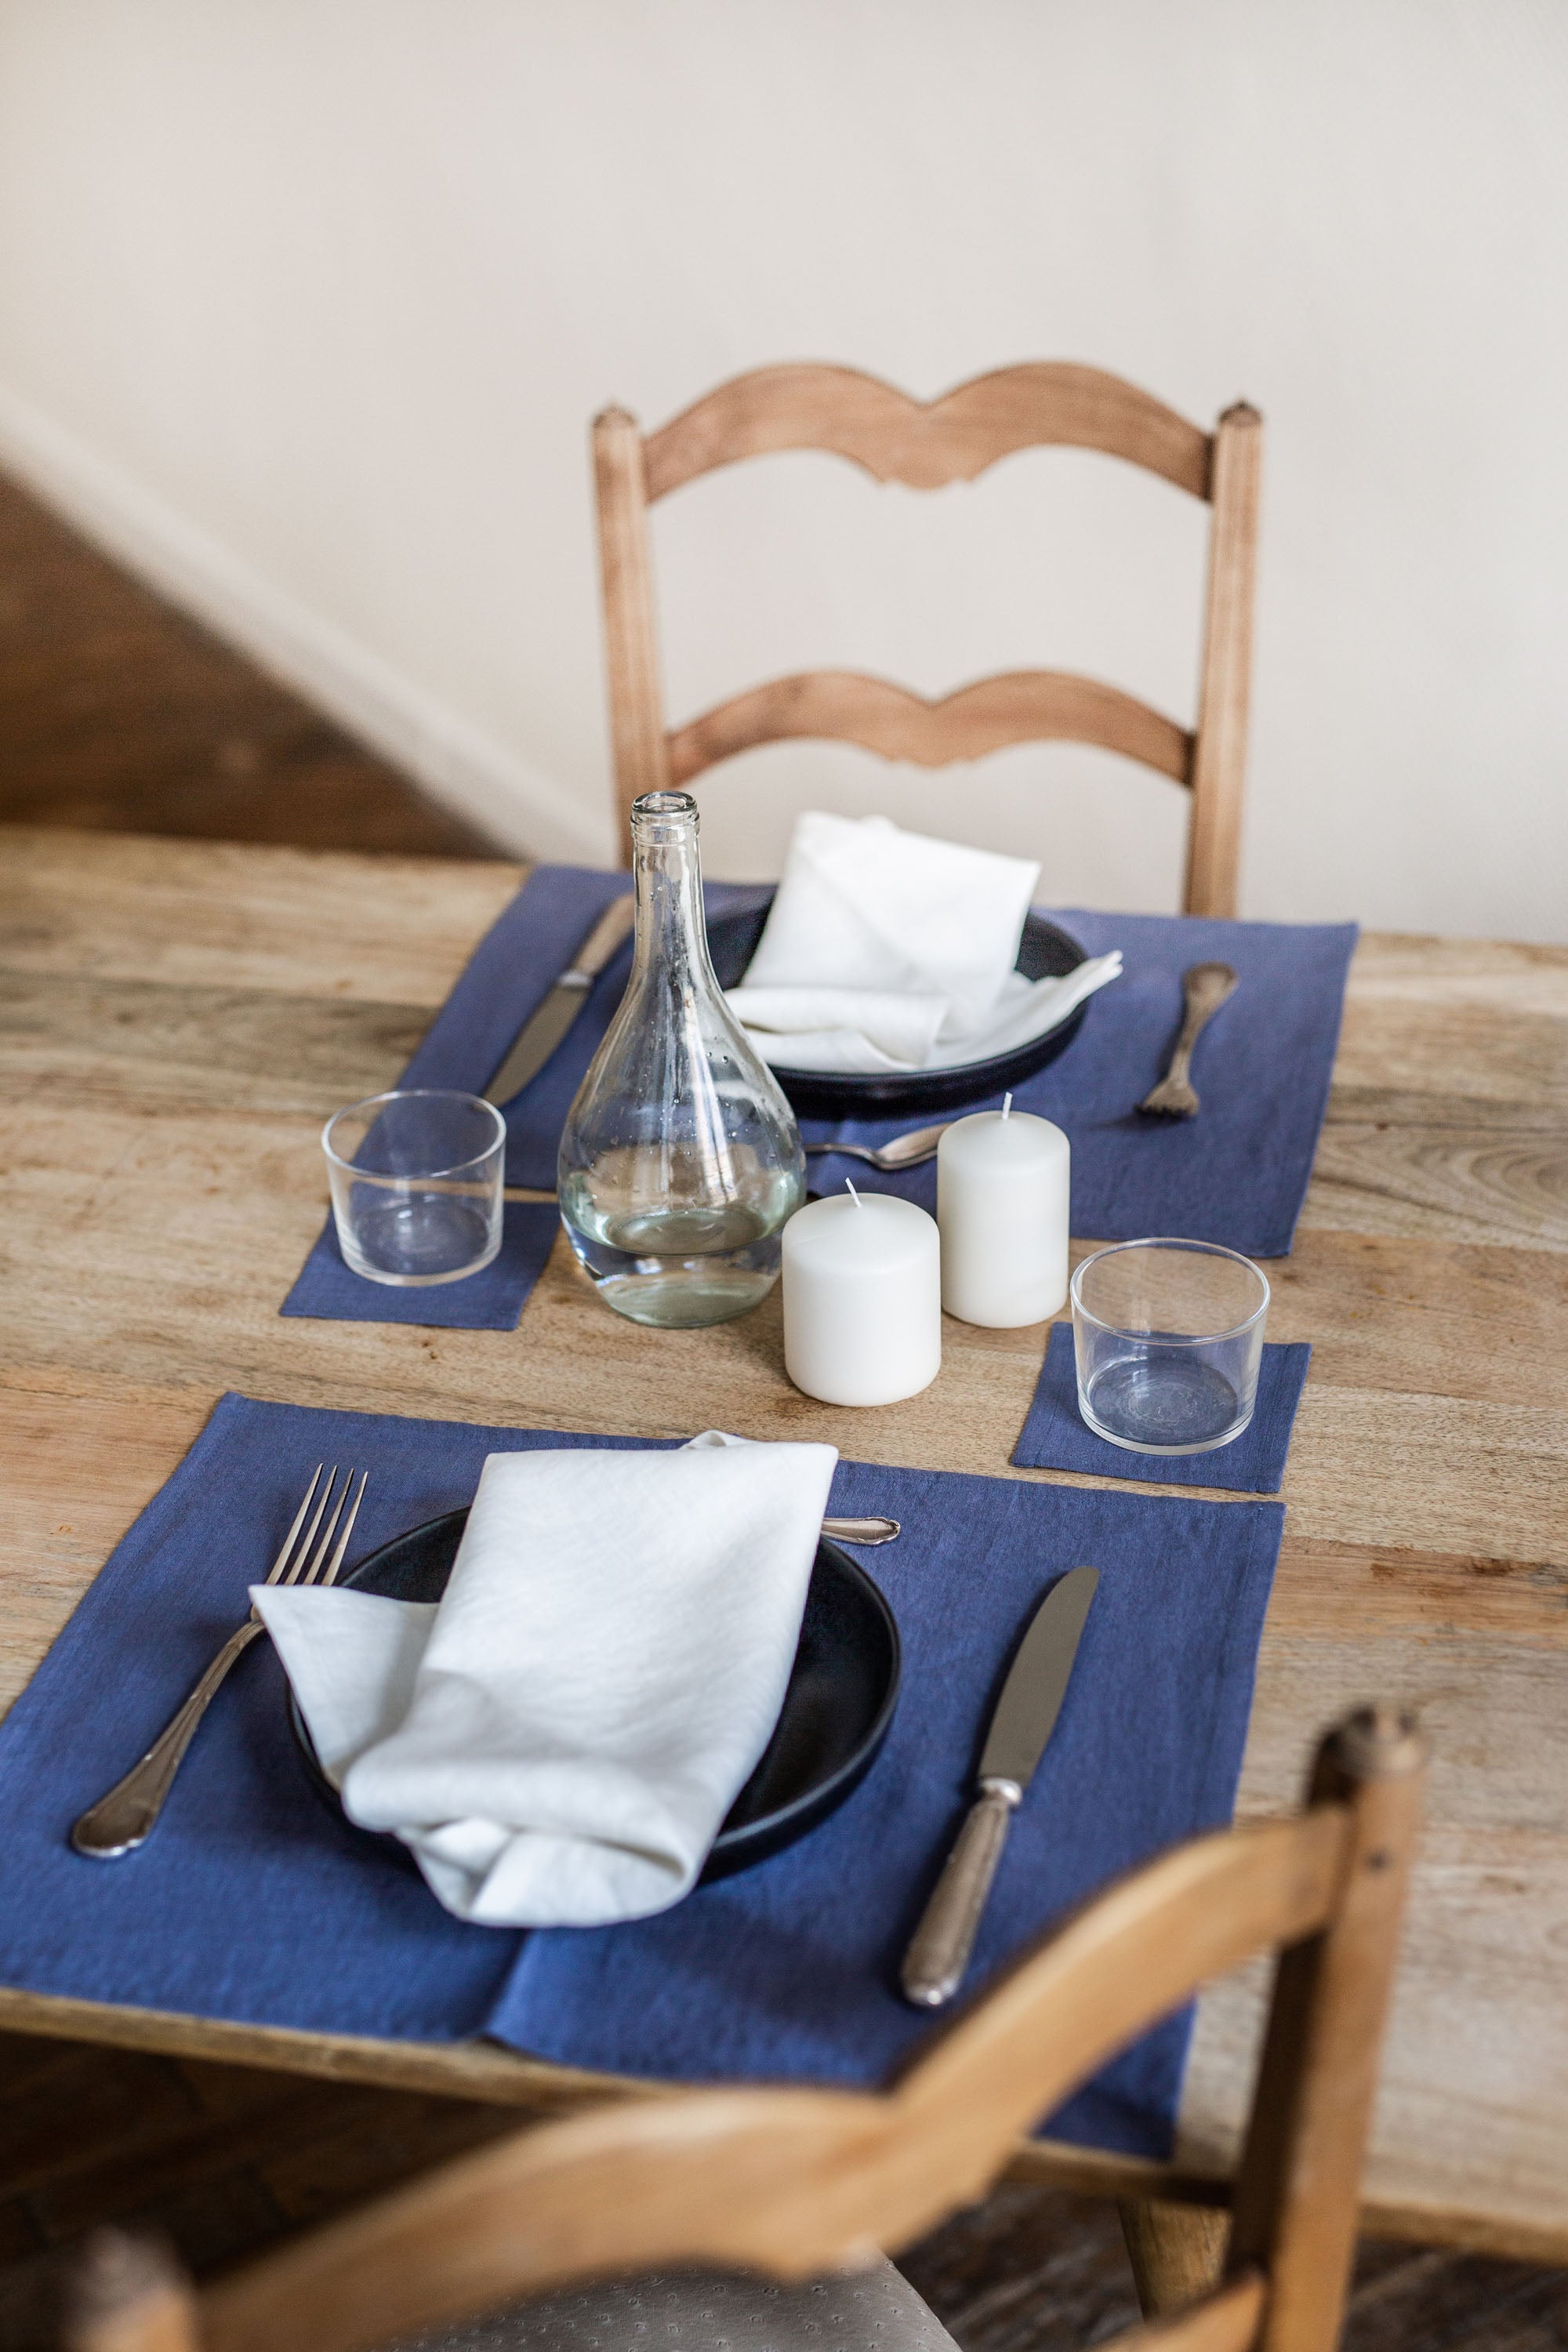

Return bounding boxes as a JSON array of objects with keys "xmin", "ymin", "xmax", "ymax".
[
  {"xmin": 286, "ymin": 1510, "xmax": 901, "ymax": 1885},
  {"xmin": 706, "ymin": 897, "xmax": 1092, "ymax": 1119}
]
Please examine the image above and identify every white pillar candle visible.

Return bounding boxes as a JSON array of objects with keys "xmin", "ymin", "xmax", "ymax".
[
  {"xmin": 782, "ymin": 1187, "xmax": 942, "ymax": 1406},
  {"xmin": 937, "ymin": 1098, "xmax": 1070, "ymax": 1327}
]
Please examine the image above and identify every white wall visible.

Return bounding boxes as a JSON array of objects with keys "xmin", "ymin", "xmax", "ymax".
[{"xmin": 0, "ymin": 0, "xmax": 1565, "ymax": 934}]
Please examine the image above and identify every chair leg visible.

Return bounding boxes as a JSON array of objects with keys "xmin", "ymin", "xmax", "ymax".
[
  {"xmin": 61, "ymin": 2230, "xmax": 201, "ymax": 2352},
  {"xmin": 1117, "ymin": 2198, "xmax": 1229, "ymax": 2318}
]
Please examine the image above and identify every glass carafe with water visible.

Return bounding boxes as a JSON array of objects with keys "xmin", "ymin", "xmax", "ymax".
[{"xmin": 557, "ymin": 790, "xmax": 805, "ymax": 1327}]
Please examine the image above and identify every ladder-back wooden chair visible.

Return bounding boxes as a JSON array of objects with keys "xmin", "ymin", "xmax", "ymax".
[
  {"xmin": 62, "ymin": 1708, "xmax": 1422, "ymax": 2352},
  {"xmin": 594, "ymin": 363, "xmax": 1262, "ymax": 919}
]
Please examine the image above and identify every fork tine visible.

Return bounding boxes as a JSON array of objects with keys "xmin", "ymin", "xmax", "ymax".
[
  {"xmin": 282, "ymin": 1467, "xmax": 339, "ymax": 1586},
  {"xmin": 296, "ymin": 1471, "xmax": 352, "ymax": 1588},
  {"xmin": 319, "ymin": 1472, "xmax": 368, "ymax": 1588},
  {"xmin": 263, "ymin": 1465, "xmax": 324, "ymax": 1587}
]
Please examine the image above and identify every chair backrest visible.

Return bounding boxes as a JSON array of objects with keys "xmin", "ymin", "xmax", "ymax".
[
  {"xmin": 62, "ymin": 1708, "xmax": 1422, "ymax": 2352},
  {"xmin": 593, "ymin": 363, "xmax": 1263, "ymax": 918}
]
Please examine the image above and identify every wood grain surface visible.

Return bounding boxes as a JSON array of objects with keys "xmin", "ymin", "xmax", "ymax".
[
  {"xmin": 0, "ymin": 472, "xmax": 494, "ymax": 862},
  {"xmin": 0, "ymin": 829, "xmax": 1564, "ymax": 2265},
  {"xmin": 600, "ymin": 364, "xmax": 1254, "ymax": 911},
  {"xmin": 640, "ymin": 363, "xmax": 1214, "ymax": 502},
  {"xmin": 666, "ymin": 670, "xmax": 1193, "ymax": 789},
  {"xmin": 1183, "ymin": 405, "xmax": 1261, "ymax": 920}
]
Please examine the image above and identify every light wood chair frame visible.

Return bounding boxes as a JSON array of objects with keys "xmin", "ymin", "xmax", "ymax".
[
  {"xmin": 64, "ymin": 1708, "xmax": 1422, "ymax": 2352},
  {"xmin": 593, "ymin": 362, "xmax": 1263, "ymax": 918}
]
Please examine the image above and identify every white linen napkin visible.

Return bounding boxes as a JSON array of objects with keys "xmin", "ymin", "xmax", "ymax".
[
  {"xmin": 728, "ymin": 811, "xmax": 1120, "ymax": 1073},
  {"xmin": 722, "ymin": 985, "xmax": 950, "ymax": 1073},
  {"xmin": 254, "ymin": 1434, "xmax": 837, "ymax": 1929}
]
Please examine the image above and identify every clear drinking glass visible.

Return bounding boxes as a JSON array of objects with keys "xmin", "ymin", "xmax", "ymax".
[
  {"xmin": 1070, "ymin": 1239, "xmax": 1269, "ymax": 1453},
  {"xmin": 557, "ymin": 789, "xmax": 805, "ymax": 1327},
  {"xmin": 323, "ymin": 1090, "xmax": 505, "ymax": 1284}
]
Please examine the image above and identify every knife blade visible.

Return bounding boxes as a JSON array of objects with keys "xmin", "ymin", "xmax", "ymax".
[
  {"xmin": 901, "ymin": 1564, "xmax": 1098, "ymax": 2008},
  {"xmin": 482, "ymin": 894, "xmax": 636, "ymax": 1107}
]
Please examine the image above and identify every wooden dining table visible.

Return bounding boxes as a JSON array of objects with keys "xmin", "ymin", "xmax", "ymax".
[{"xmin": 1, "ymin": 824, "xmax": 1564, "ymax": 2274}]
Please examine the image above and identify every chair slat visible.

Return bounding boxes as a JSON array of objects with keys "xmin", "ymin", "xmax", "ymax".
[
  {"xmin": 198, "ymin": 1816, "xmax": 1347, "ymax": 2352},
  {"xmin": 643, "ymin": 363, "xmax": 1214, "ymax": 502},
  {"xmin": 891, "ymin": 1813, "xmax": 1349, "ymax": 2171},
  {"xmin": 666, "ymin": 670, "xmax": 1192, "ymax": 787},
  {"xmin": 201, "ymin": 2090, "xmax": 889, "ymax": 2352},
  {"xmin": 86, "ymin": 1713, "xmax": 1421, "ymax": 2352}
]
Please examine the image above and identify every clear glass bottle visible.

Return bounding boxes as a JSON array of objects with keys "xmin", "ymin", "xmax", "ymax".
[{"xmin": 557, "ymin": 790, "xmax": 805, "ymax": 1327}]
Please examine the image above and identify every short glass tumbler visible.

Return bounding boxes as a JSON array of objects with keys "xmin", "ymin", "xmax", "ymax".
[
  {"xmin": 323, "ymin": 1091, "xmax": 505, "ymax": 1285},
  {"xmin": 1070, "ymin": 1239, "xmax": 1269, "ymax": 1454}
]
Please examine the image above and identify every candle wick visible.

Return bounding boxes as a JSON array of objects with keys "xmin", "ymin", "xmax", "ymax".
[
  {"xmin": 1002, "ymin": 1092, "xmax": 1013, "ymax": 1120},
  {"xmin": 844, "ymin": 1178, "xmax": 862, "ymax": 1208}
]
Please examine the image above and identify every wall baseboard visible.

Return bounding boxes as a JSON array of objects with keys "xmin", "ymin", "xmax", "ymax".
[{"xmin": 0, "ymin": 380, "xmax": 608, "ymax": 866}]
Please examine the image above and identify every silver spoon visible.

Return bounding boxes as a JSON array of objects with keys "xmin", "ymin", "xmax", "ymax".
[
  {"xmin": 506, "ymin": 1123, "xmax": 950, "ymax": 1202},
  {"xmin": 804, "ymin": 1121, "xmax": 950, "ymax": 1171}
]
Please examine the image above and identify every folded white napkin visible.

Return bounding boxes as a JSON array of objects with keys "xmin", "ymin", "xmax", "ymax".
[
  {"xmin": 728, "ymin": 811, "xmax": 1121, "ymax": 1073},
  {"xmin": 724, "ymin": 985, "xmax": 950, "ymax": 1073},
  {"xmin": 254, "ymin": 1433, "xmax": 837, "ymax": 1929}
]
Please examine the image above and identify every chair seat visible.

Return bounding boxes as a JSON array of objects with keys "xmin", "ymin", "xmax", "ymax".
[{"xmin": 397, "ymin": 2257, "xmax": 960, "ymax": 2352}]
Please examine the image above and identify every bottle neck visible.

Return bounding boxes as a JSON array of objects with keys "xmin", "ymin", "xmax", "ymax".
[{"xmin": 629, "ymin": 797, "xmax": 717, "ymax": 993}]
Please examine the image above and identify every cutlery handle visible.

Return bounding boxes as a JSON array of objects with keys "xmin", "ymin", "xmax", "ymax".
[
  {"xmin": 901, "ymin": 1777, "xmax": 1021, "ymax": 2008},
  {"xmin": 569, "ymin": 893, "xmax": 636, "ymax": 981},
  {"xmin": 1164, "ymin": 964, "xmax": 1237, "ymax": 1089},
  {"xmin": 71, "ymin": 1617, "xmax": 266, "ymax": 1858},
  {"xmin": 821, "ymin": 1515, "xmax": 900, "ymax": 1547}
]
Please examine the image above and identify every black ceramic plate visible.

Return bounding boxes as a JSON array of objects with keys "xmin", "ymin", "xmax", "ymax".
[
  {"xmin": 706, "ymin": 896, "xmax": 1092, "ymax": 1119},
  {"xmin": 287, "ymin": 1510, "xmax": 901, "ymax": 1885}
]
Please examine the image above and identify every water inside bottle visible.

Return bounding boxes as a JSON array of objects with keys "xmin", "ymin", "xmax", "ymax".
[{"xmin": 560, "ymin": 1165, "xmax": 800, "ymax": 1327}]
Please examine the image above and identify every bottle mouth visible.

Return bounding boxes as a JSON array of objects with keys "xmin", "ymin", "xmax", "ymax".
[{"xmin": 632, "ymin": 790, "xmax": 699, "ymax": 829}]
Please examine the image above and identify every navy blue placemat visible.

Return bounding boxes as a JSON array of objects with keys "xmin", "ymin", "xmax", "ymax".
[
  {"xmin": 0, "ymin": 1394, "xmax": 1283, "ymax": 2159},
  {"xmin": 282, "ymin": 868, "xmax": 771, "ymax": 1331},
  {"xmin": 802, "ymin": 907, "xmax": 1358, "ymax": 1259},
  {"xmin": 284, "ymin": 876, "xmax": 1356, "ymax": 1326},
  {"xmin": 1014, "ymin": 1323, "xmax": 1312, "ymax": 1494},
  {"xmin": 284, "ymin": 864, "xmax": 626, "ymax": 1330}
]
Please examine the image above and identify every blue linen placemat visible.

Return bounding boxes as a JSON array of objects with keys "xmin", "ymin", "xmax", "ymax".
[
  {"xmin": 282, "ymin": 868, "xmax": 771, "ymax": 1331},
  {"xmin": 284, "ymin": 873, "xmax": 1356, "ymax": 1328},
  {"xmin": 0, "ymin": 1394, "xmax": 1283, "ymax": 2159},
  {"xmin": 802, "ymin": 907, "xmax": 1359, "ymax": 1259},
  {"xmin": 283, "ymin": 864, "xmax": 627, "ymax": 1331},
  {"xmin": 1014, "ymin": 1323, "xmax": 1312, "ymax": 1494}
]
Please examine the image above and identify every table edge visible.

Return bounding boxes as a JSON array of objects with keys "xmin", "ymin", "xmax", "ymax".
[{"xmin": 1, "ymin": 1987, "xmax": 1561, "ymax": 2267}]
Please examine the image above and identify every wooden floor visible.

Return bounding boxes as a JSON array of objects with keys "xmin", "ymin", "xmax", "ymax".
[
  {"xmin": 0, "ymin": 469, "xmax": 495, "ymax": 855},
  {"xmin": 2, "ymin": 464, "xmax": 1563, "ymax": 2352}
]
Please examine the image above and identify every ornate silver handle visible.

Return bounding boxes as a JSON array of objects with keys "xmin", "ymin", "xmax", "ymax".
[
  {"xmin": 821, "ymin": 1515, "xmax": 899, "ymax": 1547},
  {"xmin": 900, "ymin": 1777, "xmax": 1022, "ymax": 2007},
  {"xmin": 71, "ymin": 1617, "xmax": 266, "ymax": 1858}
]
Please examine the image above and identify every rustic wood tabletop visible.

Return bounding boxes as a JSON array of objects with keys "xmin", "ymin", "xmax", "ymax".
[{"xmin": 1, "ymin": 826, "xmax": 1563, "ymax": 2267}]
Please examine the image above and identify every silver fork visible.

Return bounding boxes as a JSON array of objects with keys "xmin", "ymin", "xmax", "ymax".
[{"xmin": 71, "ymin": 1465, "xmax": 368, "ymax": 1859}]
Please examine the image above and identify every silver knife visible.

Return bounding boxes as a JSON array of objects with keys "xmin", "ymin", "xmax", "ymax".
[
  {"xmin": 901, "ymin": 1564, "xmax": 1099, "ymax": 2008},
  {"xmin": 483, "ymin": 894, "xmax": 637, "ymax": 1106}
]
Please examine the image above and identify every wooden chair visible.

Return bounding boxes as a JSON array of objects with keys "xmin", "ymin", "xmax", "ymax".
[
  {"xmin": 594, "ymin": 363, "xmax": 1263, "ymax": 918},
  {"xmin": 60, "ymin": 1708, "xmax": 1422, "ymax": 2352}
]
